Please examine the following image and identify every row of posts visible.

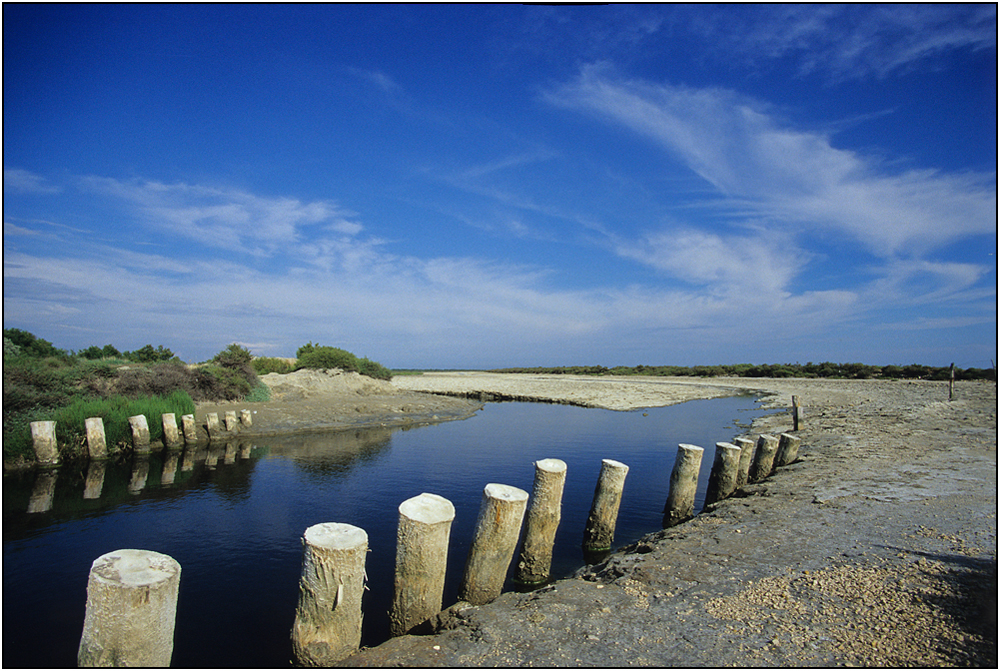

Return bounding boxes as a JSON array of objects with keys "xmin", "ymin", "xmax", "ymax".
[
  {"xmin": 76, "ymin": 427, "xmax": 802, "ymax": 667},
  {"xmin": 28, "ymin": 410, "xmax": 252, "ymax": 467}
]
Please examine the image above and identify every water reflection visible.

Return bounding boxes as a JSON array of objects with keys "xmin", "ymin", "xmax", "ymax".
[{"xmin": 27, "ymin": 470, "xmax": 58, "ymax": 513}]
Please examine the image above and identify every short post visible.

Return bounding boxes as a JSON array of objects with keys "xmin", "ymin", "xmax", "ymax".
[
  {"xmin": 30, "ymin": 420, "xmax": 60, "ymax": 467},
  {"xmin": 181, "ymin": 414, "xmax": 198, "ymax": 444},
  {"xmin": 390, "ymin": 493, "xmax": 455, "ymax": 636},
  {"xmin": 733, "ymin": 436, "xmax": 755, "ymax": 489},
  {"xmin": 748, "ymin": 434, "xmax": 779, "ymax": 483},
  {"xmin": 224, "ymin": 410, "xmax": 238, "ymax": 432},
  {"xmin": 291, "ymin": 523, "xmax": 369, "ymax": 667},
  {"xmin": 582, "ymin": 459, "xmax": 629, "ymax": 554},
  {"xmin": 85, "ymin": 417, "xmax": 108, "ymax": 460},
  {"xmin": 205, "ymin": 412, "xmax": 221, "ymax": 439},
  {"xmin": 663, "ymin": 444, "xmax": 704, "ymax": 528},
  {"xmin": 27, "ymin": 469, "xmax": 58, "ymax": 513},
  {"xmin": 459, "ymin": 483, "xmax": 529, "ymax": 606},
  {"xmin": 84, "ymin": 461, "xmax": 107, "ymax": 499},
  {"xmin": 77, "ymin": 549, "xmax": 182, "ymax": 667},
  {"xmin": 515, "ymin": 458, "xmax": 567, "ymax": 585},
  {"xmin": 774, "ymin": 433, "xmax": 801, "ymax": 467},
  {"xmin": 128, "ymin": 415, "xmax": 151, "ymax": 453},
  {"xmin": 704, "ymin": 442, "xmax": 741, "ymax": 505},
  {"xmin": 792, "ymin": 396, "xmax": 803, "ymax": 431},
  {"xmin": 162, "ymin": 414, "xmax": 183, "ymax": 449},
  {"xmin": 240, "ymin": 409, "xmax": 253, "ymax": 426}
]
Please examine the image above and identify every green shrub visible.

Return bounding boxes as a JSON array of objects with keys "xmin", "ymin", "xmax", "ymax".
[
  {"xmin": 294, "ymin": 343, "xmax": 393, "ymax": 380},
  {"xmin": 252, "ymin": 357, "xmax": 296, "ymax": 375},
  {"xmin": 3, "ymin": 328, "xmax": 65, "ymax": 358},
  {"xmin": 123, "ymin": 344, "xmax": 175, "ymax": 363},
  {"xmin": 244, "ymin": 381, "xmax": 272, "ymax": 403}
]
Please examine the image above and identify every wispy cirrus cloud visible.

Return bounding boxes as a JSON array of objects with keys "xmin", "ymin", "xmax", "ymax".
[
  {"xmin": 545, "ymin": 64, "xmax": 996, "ymax": 256},
  {"xmin": 4, "ymin": 167, "xmax": 62, "ymax": 194}
]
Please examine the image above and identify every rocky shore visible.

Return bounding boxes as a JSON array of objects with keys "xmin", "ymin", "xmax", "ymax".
[{"xmin": 337, "ymin": 373, "xmax": 996, "ymax": 667}]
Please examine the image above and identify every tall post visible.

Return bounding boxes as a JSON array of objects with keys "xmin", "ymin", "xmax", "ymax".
[
  {"xmin": 128, "ymin": 415, "xmax": 151, "ymax": 453},
  {"xmin": 459, "ymin": 483, "xmax": 529, "ymax": 606},
  {"xmin": 949, "ymin": 363, "xmax": 955, "ymax": 401},
  {"xmin": 748, "ymin": 434, "xmax": 779, "ymax": 483},
  {"xmin": 792, "ymin": 395, "xmax": 803, "ymax": 431},
  {"xmin": 774, "ymin": 433, "xmax": 801, "ymax": 467},
  {"xmin": 515, "ymin": 458, "xmax": 567, "ymax": 585},
  {"xmin": 85, "ymin": 417, "xmax": 108, "ymax": 460},
  {"xmin": 663, "ymin": 444, "xmax": 704, "ymax": 528},
  {"xmin": 77, "ymin": 549, "xmax": 181, "ymax": 667},
  {"xmin": 704, "ymin": 442, "xmax": 741, "ymax": 505},
  {"xmin": 291, "ymin": 523, "xmax": 369, "ymax": 667},
  {"xmin": 390, "ymin": 493, "xmax": 455, "ymax": 636},
  {"xmin": 29, "ymin": 420, "xmax": 60, "ymax": 467},
  {"xmin": 583, "ymin": 459, "xmax": 629, "ymax": 555},
  {"xmin": 162, "ymin": 414, "xmax": 183, "ymax": 449},
  {"xmin": 733, "ymin": 436, "xmax": 755, "ymax": 489}
]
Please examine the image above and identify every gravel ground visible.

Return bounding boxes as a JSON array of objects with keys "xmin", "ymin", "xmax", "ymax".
[{"xmin": 343, "ymin": 374, "xmax": 997, "ymax": 667}]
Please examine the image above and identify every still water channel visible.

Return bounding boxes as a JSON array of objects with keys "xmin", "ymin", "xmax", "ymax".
[{"xmin": 3, "ymin": 395, "xmax": 777, "ymax": 667}]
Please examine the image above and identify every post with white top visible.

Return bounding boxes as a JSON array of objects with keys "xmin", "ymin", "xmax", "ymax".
[
  {"xmin": 774, "ymin": 432, "xmax": 801, "ymax": 467},
  {"xmin": 291, "ymin": 523, "xmax": 369, "ymax": 667},
  {"xmin": 459, "ymin": 483, "xmax": 529, "ymax": 606},
  {"xmin": 733, "ymin": 436, "xmax": 756, "ymax": 489},
  {"xmin": 583, "ymin": 459, "xmax": 629, "ymax": 556},
  {"xmin": 663, "ymin": 444, "xmax": 704, "ymax": 528},
  {"xmin": 162, "ymin": 414, "xmax": 183, "ymax": 449},
  {"xmin": 128, "ymin": 415, "xmax": 151, "ymax": 453},
  {"xmin": 77, "ymin": 549, "xmax": 182, "ymax": 667},
  {"xmin": 515, "ymin": 458, "xmax": 567, "ymax": 585},
  {"xmin": 704, "ymin": 442, "xmax": 741, "ymax": 505},
  {"xmin": 390, "ymin": 493, "xmax": 455, "ymax": 636},
  {"xmin": 30, "ymin": 420, "xmax": 60, "ymax": 467},
  {"xmin": 85, "ymin": 417, "xmax": 108, "ymax": 460},
  {"xmin": 748, "ymin": 434, "xmax": 779, "ymax": 483}
]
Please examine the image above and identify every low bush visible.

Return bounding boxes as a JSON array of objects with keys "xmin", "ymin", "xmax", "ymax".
[
  {"xmin": 251, "ymin": 357, "xmax": 296, "ymax": 375},
  {"xmin": 295, "ymin": 343, "xmax": 393, "ymax": 380}
]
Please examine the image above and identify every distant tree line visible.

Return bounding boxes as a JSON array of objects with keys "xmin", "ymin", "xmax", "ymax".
[{"xmin": 489, "ymin": 362, "xmax": 997, "ymax": 381}]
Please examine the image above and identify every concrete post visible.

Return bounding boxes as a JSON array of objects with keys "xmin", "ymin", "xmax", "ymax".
[
  {"xmin": 748, "ymin": 434, "xmax": 779, "ymax": 483},
  {"xmin": 774, "ymin": 432, "xmax": 801, "ymax": 467},
  {"xmin": 84, "ymin": 461, "xmax": 107, "ymax": 499},
  {"xmin": 85, "ymin": 417, "xmax": 108, "ymax": 460},
  {"xmin": 663, "ymin": 444, "xmax": 705, "ymax": 528},
  {"xmin": 128, "ymin": 415, "xmax": 150, "ymax": 453},
  {"xmin": 224, "ymin": 410, "xmax": 238, "ymax": 432},
  {"xmin": 515, "ymin": 458, "xmax": 567, "ymax": 585},
  {"xmin": 240, "ymin": 409, "xmax": 253, "ymax": 426},
  {"xmin": 77, "ymin": 549, "xmax": 181, "ymax": 667},
  {"xmin": 27, "ymin": 469, "xmax": 58, "ymax": 513},
  {"xmin": 291, "ymin": 523, "xmax": 369, "ymax": 667},
  {"xmin": 583, "ymin": 459, "xmax": 629, "ymax": 553},
  {"xmin": 733, "ymin": 436, "xmax": 756, "ymax": 489},
  {"xmin": 181, "ymin": 414, "xmax": 198, "ymax": 444},
  {"xmin": 30, "ymin": 420, "xmax": 60, "ymax": 467},
  {"xmin": 459, "ymin": 483, "xmax": 529, "ymax": 606},
  {"xmin": 162, "ymin": 414, "xmax": 182, "ymax": 449},
  {"xmin": 205, "ymin": 413, "xmax": 221, "ymax": 439},
  {"xmin": 705, "ymin": 442, "xmax": 741, "ymax": 505},
  {"xmin": 390, "ymin": 493, "xmax": 455, "ymax": 636}
]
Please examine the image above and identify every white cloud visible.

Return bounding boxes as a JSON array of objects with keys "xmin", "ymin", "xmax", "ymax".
[
  {"xmin": 545, "ymin": 65, "xmax": 996, "ymax": 256},
  {"xmin": 4, "ymin": 168, "xmax": 62, "ymax": 194}
]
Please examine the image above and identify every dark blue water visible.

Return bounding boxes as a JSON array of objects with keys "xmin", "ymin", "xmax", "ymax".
[{"xmin": 3, "ymin": 396, "xmax": 775, "ymax": 667}]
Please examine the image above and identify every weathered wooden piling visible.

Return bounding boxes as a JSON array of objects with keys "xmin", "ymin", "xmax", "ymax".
[
  {"xmin": 792, "ymin": 395, "xmax": 803, "ymax": 430},
  {"xmin": 181, "ymin": 414, "xmax": 198, "ymax": 444},
  {"xmin": 291, "ymin": 523, "xmax": 369, "ymax": 666},
  {"xmin": 205, "ymin": 412, "xmax": 221, "ymax": 438},
  {"xmin": 733, "ymin": 436, "xmax": 756, "ymax": 488},
  {"xmin": 774, "ymin": 432, "xmax": 801, "ymax": 467},
  {"xmin": 85, "ymin": 417, "xmax": 108, "ymax": 460},
  {"xmin": 128, "ymin": 415, "xmax": 151, "ymax": 453},
  {"xmin": 704, "ymin": 442, "xmax": 741, "ymax": 505},
  {"xmin": 84, "ymin": 461, "xmax": 107, "ymax": 499},
  {"xmin": 459, "ymin": 483, "xmax": 529, "ymax": 606},
  {"xmin": 162, "ymin": 413, "xmax": 183, "ymax": 449},
  {"xmin": 224, "ymin": 410, "xmax": 238, "ymax": 432},
  {"xmin": 583, "ymin": 459, "xmax": 629, "ymax": 553},
  {"xmin": 77, "ymin": 549, "xmax": 181, "ymax": 667},
  {"xmin": 241, "ymin": 409, "xmax": 253, "ymax": 426},
  {"xmin": 30, "ymin": 420, "xmax": 60, "ymax": 467},
  {"xmin": 663, "ymin": 444, "xmax": 705, "ymax": 528},
  {"xmin": 27, "ymin": 469, "xmax": 58, "ymax": 513},
  {"xmin": 748, "ymin": 434, "xmax": 779, "ymax": 483},
  {"xmin": 515, "ymin": 458, "xmax": 567, "ymax": 585},
  {"xmin": 390, "ymin": 493, "xmax": 455, "ymax": 636}
]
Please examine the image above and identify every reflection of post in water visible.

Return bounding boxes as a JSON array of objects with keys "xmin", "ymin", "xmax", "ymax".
[
  {"xmin": 224, "ymin": 442, "xmax": 237, "ymax": 465},
  {"xmin": 27, "ymin": 469, "xmax": 59, "ymax": 513},
  {"xmin": 84, "ymin": 461, "xmax": 107, "ymax": 499},
  {"xmin": 129, "ymin": 456, "xmax": 150, "ymax": 494},
  {"xmin": 161, "ymin": 452, "xmax": 179, "ymax": 486},
  {"xmin": 205, "ymin": 445, "xmax": 221, "ymax": 468},
  {"xmin": 181, "ymin": 447, "xmax": 195, "ymax": 472},
  {"xmin": 239, "ymin": 443, "xmax": 252, "ymax": 459}
]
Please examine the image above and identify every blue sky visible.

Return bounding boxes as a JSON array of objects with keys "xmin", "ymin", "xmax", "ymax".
[{"xmin": 3, "ymin": 4, "xmax": 996, "ymax": 369}]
